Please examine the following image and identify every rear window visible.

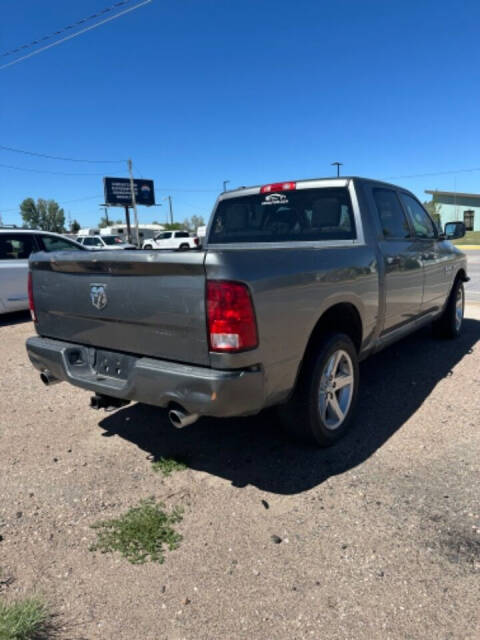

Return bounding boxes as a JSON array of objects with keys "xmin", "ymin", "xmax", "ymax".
[
  {"xmin": 209, "ymin": 188, "xmax": 356, "ymax": 244},
  {"xmin": 175, "ymin": 231, "xmax": 189, "ymax": 238},
  {"xmin": 102, "ymin": 235, "xmax": 123, "ymax": 245},
  {"xmin": 37, "ymin": 235, "xmax": 83, "ymax": 252}
]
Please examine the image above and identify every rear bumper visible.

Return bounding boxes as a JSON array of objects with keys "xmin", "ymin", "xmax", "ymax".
[{"xmin": 26, "ymin": 336, "xmax": 264, "ymax": 418}]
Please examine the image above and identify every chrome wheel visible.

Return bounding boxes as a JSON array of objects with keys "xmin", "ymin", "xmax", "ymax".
[
  {"xmin": 455, "ymin": 285, "xmax": 464, "ymax": 332},
  {"xmin": 318, "ymin": 349, "xmax": 354, "ymax": 430}
]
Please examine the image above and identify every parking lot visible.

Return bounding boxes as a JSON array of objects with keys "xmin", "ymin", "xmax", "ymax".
[
  {"xmin": 464, "ymin": 249, "xmax": 480, "ymax": 301},
  {"xmin": 1, "ymin": 307, "xmax": 479, "ymax": 639}
]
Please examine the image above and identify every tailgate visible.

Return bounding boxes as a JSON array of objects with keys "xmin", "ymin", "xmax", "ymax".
[{"xmin": 30, "ymin": 250, "xmax": 209, "ymax": 366}]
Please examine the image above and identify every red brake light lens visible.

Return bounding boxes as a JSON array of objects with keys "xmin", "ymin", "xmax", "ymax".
[
  {"xmin": 207, "ymin": 281, "xmax": 258, "ymax": 352},
  {"xmin": 28, "ymin": 272, "xmax": 37, "ymax": 322},
  {"xmin": 260, "ymin": 181, "xmax": 296, "ymax": 193}
]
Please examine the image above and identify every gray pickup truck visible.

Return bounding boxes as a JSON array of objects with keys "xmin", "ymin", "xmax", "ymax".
[{"xmin": 26, "ymin": 177, "xmax": 468, "ymax": 446}]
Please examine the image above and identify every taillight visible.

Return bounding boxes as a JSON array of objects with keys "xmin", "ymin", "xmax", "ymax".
[
  {"xmin": 194, "ymin": 237, "xmax": 199, "ymax": 246},
  {"xmin": 260, "ymin": 181, "xmax": 296, "ymax": 193},
  {"xmin": 207, "ymin": 281, "xmax": 258, "ymax": 352},
  {"xmin": 28, "ymin": 272, "xmax": 37, "ymax": 322}
]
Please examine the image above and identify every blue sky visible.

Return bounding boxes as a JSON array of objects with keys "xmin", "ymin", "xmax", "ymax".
[{"xmin": 1, "ymin": 0, "xmax": 479, "ymax": 228}]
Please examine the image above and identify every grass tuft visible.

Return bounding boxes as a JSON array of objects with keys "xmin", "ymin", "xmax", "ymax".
[
  {"xmin": 151, "ymin": 456, "xmax": 188, "ymax": 476},
  {"xmin": 90, "ymin": 498, "xmax": 183, "ymax": 564},
  {"xmin": 0, "ymin": 598, "xmax": 52, "ymax": 640}
]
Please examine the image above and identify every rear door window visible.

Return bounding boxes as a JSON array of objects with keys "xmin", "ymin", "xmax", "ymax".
[
  {"xmin": 0, "ymin": 234, "xmax": 36, "ymax": 260},
  {"xmin": 372, "ymin": 189, "xmax": 411, "ymax": 239},
  {"xmin": 209, "ymin": 187, "xmax": 356, "ymax": 244}
]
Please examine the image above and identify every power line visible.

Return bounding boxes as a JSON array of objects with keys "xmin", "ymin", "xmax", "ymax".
[
  {"xmin": 0, "ymin": 194, "xmax": 104, "ymax": 214},
  {"xmin": 0, "ymin": 144, "xmax": 124, "ymax": 164},
  {"xmin": 0, "ymin": 162, "xmax": 108, "ymax": 176},
  {"xmin": 0, "ymin": 0, "xmax": 153, "ymax": 71},
  {"xmin": 385, "ymin": 167, "xmax": 480, "ymax": 180},
  {"xmin": 0, "ymin": 163, "xmax": 219, "ymax": 189},
  {"xmin": 1, "ymin": 1, "xmax": 135, "ymax": 58},
  {"xmin": 154, "ymin": 187, "xmax": 218, "ymax": 193}
]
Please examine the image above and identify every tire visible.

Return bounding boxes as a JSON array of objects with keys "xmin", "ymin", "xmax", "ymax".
[
  {"xmin": 432, "ymin": 278, "xmax": 464, "ymax": 339},
  {"xmin": 179, "ymin": 243, "xmax": 190, "ymax": 250},
  {"xmin": 281, "ymin": 333, "xmax": 359, "ymax": 447},
  {"xmin": 144, "ymin": 244, "xmax": 153, "ymax": 250}
]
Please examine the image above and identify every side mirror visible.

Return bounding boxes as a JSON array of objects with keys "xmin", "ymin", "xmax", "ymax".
[{"xmin": 444, "ymin": 221, "xmax": 466, "ymax": 240}]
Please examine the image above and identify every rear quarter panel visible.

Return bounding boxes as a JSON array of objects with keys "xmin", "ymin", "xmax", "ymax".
[{"xmin": 205, "ymin": 245, "xmax": 379, "ymax": 405}]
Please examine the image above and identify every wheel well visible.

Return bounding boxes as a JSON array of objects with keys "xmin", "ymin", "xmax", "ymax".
[
  {"xmin": 291, "ymin": 303, "xmax": 362, "ymax": 393},
  {"xmin": 305, "ymin": 303, "xmax": 363, "ymax": 355}
]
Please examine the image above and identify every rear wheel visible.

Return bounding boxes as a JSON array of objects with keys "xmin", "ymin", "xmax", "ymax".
[
  {"xmin": 179, "ymin": 243, "xmax": 189, "ymax": 250},
  {"xmin": 282, "ymin": 333, "xmax": 359, "ymax": 447},
  {"xmin": 432, "ymin": 278, "xmax": 464, "ymax": 339},
  {"xmin": 144, "ymin": 244, "xmax": 153, "ymax": 250}
]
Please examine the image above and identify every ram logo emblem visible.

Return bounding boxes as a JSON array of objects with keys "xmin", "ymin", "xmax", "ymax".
[{"xmin": 90, "ymin": 284, "xmax": 108, "ymax": 310}]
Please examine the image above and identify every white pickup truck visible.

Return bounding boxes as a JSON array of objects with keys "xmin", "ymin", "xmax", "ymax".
[{"xmin": 142, "ymin": 230, "xmax": 199, "ymax": 250}]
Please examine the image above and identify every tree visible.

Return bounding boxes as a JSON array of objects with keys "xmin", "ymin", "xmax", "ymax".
[
  {"xmin": 423, "ymin": 195, "xmax": 442, "ymax": 230},
  {"xmin": 20, "ymin": 198, "xmax": 65, "ymax": 233},
  {"xmin": 99, "ymin": 215, "xmax": 123, "ymax": 228},
  {"xmin": 70, "ymin": 219, "xmax": 81, "ymax": 234},
  {"xmin": 163, "ymin": 222, "xmax": 184, "ymax": 231},
  {"xmin": 183, "ymin": 215, "xmax": 205, "ymax": 232}
]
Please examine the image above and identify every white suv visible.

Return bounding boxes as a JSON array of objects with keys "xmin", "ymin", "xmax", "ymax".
[
  {"xmin": 76, "ymin": 235, "xmax": 136, "ymax": 250},
  {"xmin": 142, "ymin": 230, "xmax": 199, "ymax": 250},
  {"xmin": 0, "ymin": 229, "xmax": 83, "ymax": 314}
]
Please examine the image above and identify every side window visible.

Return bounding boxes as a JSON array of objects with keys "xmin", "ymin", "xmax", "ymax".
[
  {"xmin": 163, "ymin": 232, "xmax": 172, "ymax": 239},
  {"xmin": 175, "ymin": 231, "xmax": 189, "ymax": 238},
  {"xmin": 399, "ymin": 193, "xmax": 436, "ymax": 239},
  {"xmin": 373, "ymin": 189, "xmax": 411, "ymax": 239},
  {"xmin": 0, "ymin": 234, "xmax": 35, "ymax": 260},
  {"xmin": 83, "ymin": 237, "xmax": 95, "ymax": 246},
  {"xmin": 38, "ymin": 235, "xmax": 83, "ymax": 251},
  {"xmin": 92, "ymin": 237, "xmax": 103, "ymax": 246}
]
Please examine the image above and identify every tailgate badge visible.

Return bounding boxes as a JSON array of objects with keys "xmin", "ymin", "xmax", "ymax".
[{"xmin": 90, "ymin": 283, "xmax": 108, "ymax": 310}]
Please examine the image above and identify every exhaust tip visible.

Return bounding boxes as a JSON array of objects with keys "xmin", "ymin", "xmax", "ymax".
[
  {"xmin": 168, "ymin": 409, "xmax": 199, "ymax": 429},
  {"xmin": 40, "ymin": 371, "xmax": 59, "ymax": 386}
]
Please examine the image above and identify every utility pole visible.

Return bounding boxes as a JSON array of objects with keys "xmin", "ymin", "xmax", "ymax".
[
  {"xmin": 127, "ymin": 158, "xmax": 140, "ymax": 245},
  {"xmin": 99, "ymin": 204, "xmax": 110, "ymax": 226},
  {"xmin": 124, "ymin": 204, "xmax": 132, "ymax": 243},
  {"xmin": 223, "ymin": 180, "xmax": 230, "ymax": 192},
  {"xmin": 168, "ymin": 195, "xmax": 174, "ymax": 225},
  {"xmin": 331, "ymin": 162, "xmax": 343, "ymax": 177}
]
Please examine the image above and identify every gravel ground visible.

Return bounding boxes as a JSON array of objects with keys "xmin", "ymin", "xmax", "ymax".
[{"xmin": 1, "ymin": 307, "xmax": 479, "ymax": 640}]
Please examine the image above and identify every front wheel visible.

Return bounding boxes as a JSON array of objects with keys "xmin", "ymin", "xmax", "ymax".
[
  {"xmin": 144, "ymin": 244, "xmax": 153, "ymax": 250},
  {"xmin": 432, "ymin": 279, "xmax": 464, "ymax": 339},
  {"xmin": 282, "ymin": 333, "xmax": 359, "ymax": 447}
]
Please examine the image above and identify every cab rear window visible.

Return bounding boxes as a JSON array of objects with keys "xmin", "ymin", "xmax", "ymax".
[{"xmin": 209, "ymin": 188, "xmax": 356, "ymax": 244}]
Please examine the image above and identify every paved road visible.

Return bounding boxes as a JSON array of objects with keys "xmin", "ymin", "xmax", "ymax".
[
  {"xmin": 1, "ymin": 310, "xmax": 479, "ymax": 640},
  {"xmin": 465, "ymin": 249, "xmax": 480, "ymax": 302}
]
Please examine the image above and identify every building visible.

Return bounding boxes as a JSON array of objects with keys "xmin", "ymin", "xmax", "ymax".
[
  {"xmin": 77, "ymin": 224, "xmax": 165, "ymax": 242},
  {"xmin": 425, "ymin": 190, "xmax": 480, "ymax": 232},
  {"xmin": 101, "ymin": 223, "xmax": 165, "ymax": 242}
]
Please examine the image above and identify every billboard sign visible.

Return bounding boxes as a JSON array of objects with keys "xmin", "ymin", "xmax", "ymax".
[{"xmin": 104, "ymin": 177, "xmax": 155, "ymax": 207}]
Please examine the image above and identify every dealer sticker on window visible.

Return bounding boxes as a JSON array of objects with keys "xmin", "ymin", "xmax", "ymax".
[{"xmin": 261, "ymin": 193, "xmax": 289, "ymax": 206}]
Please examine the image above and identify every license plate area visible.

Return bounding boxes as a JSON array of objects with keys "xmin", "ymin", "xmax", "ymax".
[{"xmin": 94, "ymin": 349, "xmax": 135, "ymax": 381}]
